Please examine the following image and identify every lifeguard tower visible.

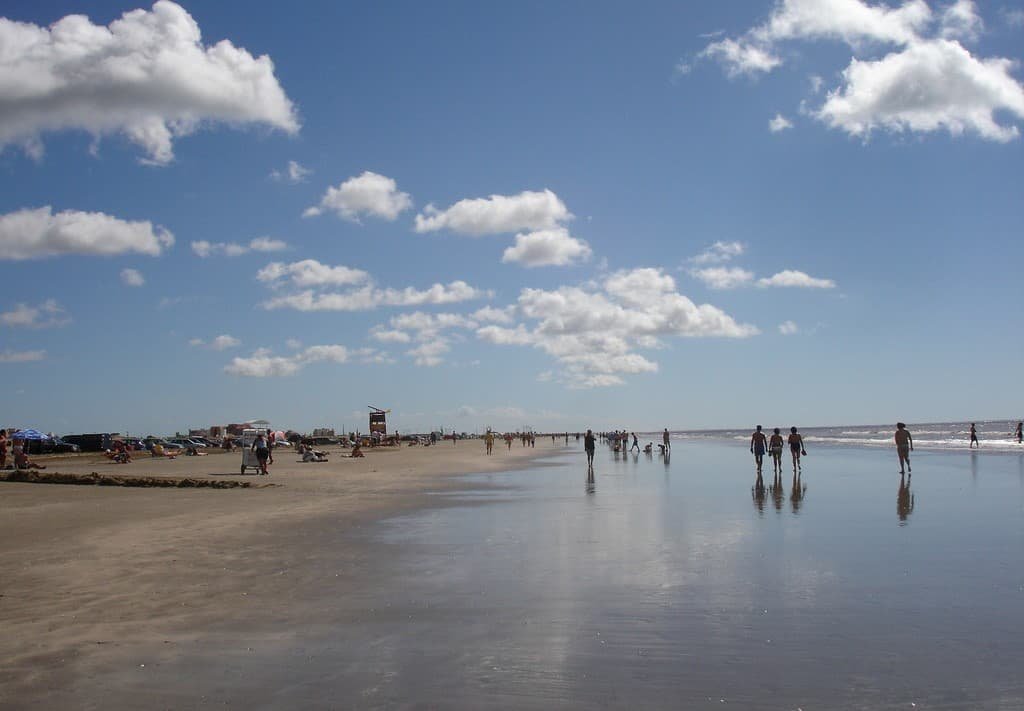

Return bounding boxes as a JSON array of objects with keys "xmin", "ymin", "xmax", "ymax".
[{"xmin": 368, "ymin": 405, "xmax": 390, "ymax": 444}]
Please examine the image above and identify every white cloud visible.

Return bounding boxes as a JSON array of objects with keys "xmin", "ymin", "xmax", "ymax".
[
  {"xmin": 779, "ymin": 320, "xmax": 800, "ymax": 335},
  {"xmin": 224, "ymin": 343, "xmax": 373, "ymax": 377},
  {"xmin": 472, "ymin": 305, "xmax": 515, "ymax": 324},
  {"xmin": 1, "ymin": 299, "xmax": 70, "ymax": 328},
  {"xmin": 257, "ymin": 259, "xmax": 369, "ymax": 288},
  {"xmin": 249, "ymin": 237, "xmax": 288, "ymax": 253},
  {"xmin": 0, "ymin": 1, "xmax": 298, "ymax": 165},
  {"xmin": 476, "ymin": 268, "xmax": 758, "ymax": 388},
  {"xmin": 816, "ymin": 39, "xmax": 1024, "ymax": 142},
  {"xmin": 501, "ymin": 228, "xmax": 592, "ymax": 267},
  {"xmin": 769, "ymin": 113, "xmax": 794, "ymax": 132},
  {"xmin": 940, "ymin": 0, "xmax": 983, "ymax": 40},
  {"xmin": 211, "ymin": 334, "xmax": 240, "ymax": 351},
  {"xmin": 810, "ymin": 74, "xmax": 826, "ymax": 93},
  {"xmin": 371, "ymin": 311, "xmax": 479, "ymax": 367},
  {"xmin": 192, "ymin": 237, "xmax": 289, "ymax": 258},
  {"xmin": 120, "ymin": 268, "xmax": 145, "ymax": 287},
  {"xmin": 0, "ymin": 206, "xmax": 173, "ymax": 260},
  {"xmin": 690, "ymin": 241, "xmax": 746, "ymax": 265},
  {"xmin": 415, "ymin": 189, "xmax": 572, "ymax": 235},
  {"xmin": 0, "ymin": 349, "xmax": 46, "ymax": 363},
  {"xmin": 757, "ymin": 0, "xmax": 932, "ymax": 47},
  {"xmin": 407, "ymin": 339, "xmax": 449, "ymax": 367},
  {"xmin": 1004, "ymin": 8, "xmax": 1024, "ymax": 28},
  {"xmin": 758, "ymin": 270, "xmax": 836, "ymax": 288},
  {"xmin": 691, "ymin": 266, "xmax": 756, "ymax": 290},
  {"xmin": 269, "ymin": 160, "xmax": 311, "ymax": 183},
  {"xmin": 262, "ymin": 281, "xmax": 489, "ymax": 312},
  {"xmin": 701, "ymin": 37, "xmax": 782, "ymax": 77},
  {"xmin": 370, "ymin": 329, "xmax": 412, "ymax": 344},
  {"xmin": 303, "ymin": 171, "xmax": 412, "ymax": 221}
]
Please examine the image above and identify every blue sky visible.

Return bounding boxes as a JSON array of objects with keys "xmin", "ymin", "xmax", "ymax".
[{"xmin": 1, "ymin": 0, "xmax": 1022, "ymax": 435}]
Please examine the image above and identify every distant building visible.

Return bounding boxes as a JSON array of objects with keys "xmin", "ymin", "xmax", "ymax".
[{"xmin": 312, "ymin": 428, "xmax": 335, "ymax": 438}]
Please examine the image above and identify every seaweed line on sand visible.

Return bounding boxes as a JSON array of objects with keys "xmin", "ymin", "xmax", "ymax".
[{"xmin": 0, "ymin": 470, "xmax": 277, "ymax": 489}]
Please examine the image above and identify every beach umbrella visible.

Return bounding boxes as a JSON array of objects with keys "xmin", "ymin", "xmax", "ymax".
[
  {"xmin": 273, "ymin": 430, "xmax": 286, "ymax": 440},
  {"xmin": 13, "ymin": 428, "xmax": 50, "ymax": 440}
]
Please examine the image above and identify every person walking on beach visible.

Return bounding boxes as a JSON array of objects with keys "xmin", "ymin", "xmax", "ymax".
[
  {"xmin": 969, "ymin": 423, "xmax": 979, "ymax": 448},
  {"xmin": 895, "ymin": 422, "xmax": 913, "ymax": 474},
  {"xmin": 631, "ymin": 432, "xmax": 640, "ymax": 453},
  {"xmin": 769, "ymin": 428, "xmax": 784, "ymax": 475},
  {"xmin": 485, "ymin": 430, "xmax": 494, "ymax": 455},
  {"xmin": 788, "ymin": 427, "xmax": 806, "ymax": 472},
  {"xmin": 1016, "ymin": 422, "xmax": 1023, "ymax": 444},
  {"xmin": 267, "ymin": 429, "xmax": 275, "ymax": 465},
  {"xmin": 584, "ymin": 429, "xmax": 596, "ymax": 471},
  {"xmin": 662, "ymin": 428, "xmax": 671, "ymax": 452},
  {"xmin": 251, "ymin": 432, "xmax": 270, "ymax": 476},
  {"xmin": 750, "ymin": 425, "xmax": 767, "ymax": 475}
]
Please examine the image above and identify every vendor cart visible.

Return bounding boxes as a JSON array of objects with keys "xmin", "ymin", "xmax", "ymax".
[{"xmin": 239, "ymin": 427, "xmax": 266, "ymax": 475}]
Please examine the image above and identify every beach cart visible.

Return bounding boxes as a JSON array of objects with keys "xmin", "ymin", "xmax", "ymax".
[{"xmin": 239, "ymin": 427, "xmax": 265, "ymax": 475}]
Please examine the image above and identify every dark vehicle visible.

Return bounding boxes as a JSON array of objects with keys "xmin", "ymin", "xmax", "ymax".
[
  {"xmin": 46, "ymin": 437, "xmax": 81, "ymax": 454},
  {"xmin": 61, "ymin": 433, "xmax": 114, "ymax": 452}
]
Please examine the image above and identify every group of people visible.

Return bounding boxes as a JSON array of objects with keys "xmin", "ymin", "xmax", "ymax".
[
  {"xmin": 0, "ymin": 429, "xmax": 47, "ymax": 471},
  {"xmin": 750, "ymin": 426, "xmax": 807, "ymax": 476}
]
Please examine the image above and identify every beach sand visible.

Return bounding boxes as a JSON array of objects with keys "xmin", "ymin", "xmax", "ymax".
[{"xmin": 0, "ymin": 439, "xmax": 554, "ymax": 708}]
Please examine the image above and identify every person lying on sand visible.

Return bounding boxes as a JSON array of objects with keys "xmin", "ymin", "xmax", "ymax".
[{"xmin": 150, "ymin": 444, "xmax": 177, "ymax": 459}]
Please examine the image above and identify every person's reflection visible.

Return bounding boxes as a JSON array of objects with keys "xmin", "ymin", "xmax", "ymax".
[
  {"xmin": 752, "ymin": 473, "xmax": 767, "ymax": 515},
  {"xmin": 789, "ymin": 471, "xmax": 806, "ymax": 514},
  {"xmin": 970, "ymin": 451, "xmax": 978, "ymax": 482},
  {"xmin": 770, "ymin": 471, "xmax": 785, "ymax": 512},
  {"xmin": 897, "ymin": 473, "xmax": 914, "ymax": 523},
  {"xmin": 586, "ymin": 478, "xmax": 596, "ymax": 495}
]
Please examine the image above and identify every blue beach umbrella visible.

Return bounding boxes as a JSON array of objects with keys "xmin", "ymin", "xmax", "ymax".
[{"xmin": 13, "ymin": 428, "xmax": 50, "ymax": 440}]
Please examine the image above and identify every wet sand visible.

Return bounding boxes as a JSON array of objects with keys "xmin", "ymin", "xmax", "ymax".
[{"xmin": 2, "ymin": 440, "xmax": 1023, "ymax": 709}]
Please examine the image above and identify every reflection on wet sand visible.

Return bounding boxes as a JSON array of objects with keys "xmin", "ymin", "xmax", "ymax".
[
  {"xmin": 790, "ymin": 471, "xmax": 807, "ymax": 514},
  {"xmin": 752, "ymin": 473, "xmax": 767, "ymax": 515},
  {"xmin": 898, "ymin": 473, "xmax": 914, "ymax": 524}
]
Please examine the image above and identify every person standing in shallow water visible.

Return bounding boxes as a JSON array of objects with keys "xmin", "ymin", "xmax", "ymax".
[
  {"xmin": 895, "ymin": 422, "xmax": 913, "ymax": 474},
  {"xmin": 787, "ymin": 427, "xmax": 806, "ymax": 472},
  {"xmin": 1016, "ymin": 422, "xmax": 1023, "ymax": 444},
  {"xmin": 630, "ymin": 432, "xmax": 640, "ymax": 453},
  {"xmin": 584, "ymin": 429, "xmax": 596, "ymax": 472},
  {"xmin": 969, "ymin": 423, "xmax": 979, "ymax": 448},
  {"xmin": 769, "ymin": 428, "xmax": 784, "ymax": 475},
  {"xmin": 662, "ymin": 428, "xmax": 671, "ymax": 452},
  {"xmin": 750, "ymin": 425, "xmax": 767, "ymax": 475}
]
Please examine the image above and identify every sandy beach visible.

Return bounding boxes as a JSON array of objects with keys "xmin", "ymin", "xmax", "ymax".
[{"xmin": 0, "ymin": 439, "xmax": 556, "ymax": 708}]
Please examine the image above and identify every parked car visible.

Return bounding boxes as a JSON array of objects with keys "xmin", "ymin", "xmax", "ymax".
[
  {"xmin": 145, "ymin": 437, "xmax": 184, "ymax": 451},
  {"xmin": 169, "ymin": 437, "xmax": 206, "ymax": 449}
]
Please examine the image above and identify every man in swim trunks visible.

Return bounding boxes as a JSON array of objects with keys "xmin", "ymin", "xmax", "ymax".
[
  {"xmin": 895, "ymin": 422, "xmax": 913, "ymax": 474},
  {"xmin": 969, "ymin": 423, "xmax": 979, "ymax": 448},
  {"xmin": 662, "ymin": 428, "xmax": 671, "ymax": 452},
  {"xmin": 750, "ymin": 425, "xmax": 767, "ymax": 475},
  {"xmin": 788, "ymin": 427, "xmax": 805, "ymax": 472},
  {"xmin": 769, "ymin": 428, "xmax": 785, "ymax": 475},
  {"xmin": 584, "ymin": 429, "xmax": 596, "ymax": 470}
]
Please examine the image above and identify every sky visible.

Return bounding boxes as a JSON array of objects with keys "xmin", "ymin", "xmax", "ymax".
[{"xmin": 1, "ymin": 0, "xmax": 1022, "ymax": 436}]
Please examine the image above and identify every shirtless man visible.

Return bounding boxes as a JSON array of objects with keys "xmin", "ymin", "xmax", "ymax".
[
  {"xmin": 895, "ymin": 422, "xmax": 913, "ymax": 474},
  {"xmin": 787, "ymin": 427, "xmax": 806, "ymax": 472},
  {"xmin": 662, "ymin": 428, "xmax": 671, "ymax": 452},
  {"xmin": 969, "ymin": 423, "xmax": 979, "ymax": 448},
  {"xmin": 584, "ymin": 429, "xmax": 596, "ymax": 470},
  {"xmin": 750, "ymin": 425, "xmax": 768, "ymax": 475},
  {"xmin": 1016, "ymin": 422, "xmax": 1022, "ymax": 445}
]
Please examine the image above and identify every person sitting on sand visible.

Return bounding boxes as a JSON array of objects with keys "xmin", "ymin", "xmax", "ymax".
[
  {"xmin": 300, "ymin": 444, "xmax": 329, "ymax": 462},
  {"xmin": 14, "ymin": 441, "xmax": 46, "ymax": 470},
  {"xmin": 350, "ymin": 441, "xmax": 365, "ymax": 458}
]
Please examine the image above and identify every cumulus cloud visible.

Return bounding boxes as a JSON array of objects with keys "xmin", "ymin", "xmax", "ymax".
[
  {"xmin": 262, "ymin": 280, "xmax": 489, "ymax": 312},
  {"xmin": 477, "ymin": 268, "xmax": 758, "ymax": 388},
  {"xmin": 1003, "ymin": 9, "xmax": 1024, "ymax": 28},
  {"xmin": 1, "ymin": 299, "xmax": 70, "ymax": 328},
  {"xmin": 269, "ymin": 160, "xmax": 311, "ymax": 183},
  {"xmin": 257, "ymin": 259, "xmax": 369, "ymax": 288},
  {"xmin": 758, "ymin": 270, "xmax": 836, "ymax": 288},
  {"xmin": 192, "ymin": 237, "xmax": 288, "ymax": 258},
  {"xmin": 415, "ymin": 189, "xmax": 572, "ymax": 235},
  {"xmin": 690, "ymin": 241, "xmax": 745, "ymax": 265},
  {"xmin": 120, "ymin": 268, "xmax": 145, "ymax": 287},
  {"xmin": 190, "ymin": 334, "xmax": 241, "ymax": 350},
  {"xmin": 0, "ymin": 349, "xmax": 46, "ymax": 363},
  {"xmin": 769, "ymin": 113, "xmax": 794, "ymax": 132},
  {"xmin": 696, "ymin": 1, "xmax": 1024, "ymax": 143},
  {"xmin": 303, "ymin": 171, "xmax": 412, "ymax": 221},
  {"xmin": 0, "ymin": 206, "xmax": 173, "ymax": 260},
  {"xmin": 817, "ymin": 39, "xmax": 1024, "ymax": 142},
  {"xmin": 370, "ymin": 311, "xmax": 478, "ymax": 366},
  {"xmin": 224, "ymin": 343, "xmax": 385, "ymax": 376},
  {"xmin": 501, "ymin": 228, "xmax": 592, "ymax": 267},
  {"xmin": 779, "ymin": 320, "xmax": 800, "ymax": 334},
  {"xmin": 691, "ymin": 266, "xmax": 756, "ymax": 290},
  {"xmin": 0, "ymin": 1, "xmax": 298, "ymax": 164}
]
